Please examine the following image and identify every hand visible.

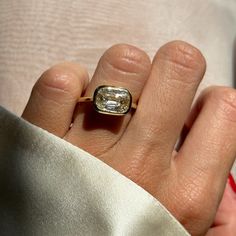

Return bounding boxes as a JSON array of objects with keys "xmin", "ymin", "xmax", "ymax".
[{"xmin": 22, "ymin": 41, "xmax": 236, "ymax": 235}]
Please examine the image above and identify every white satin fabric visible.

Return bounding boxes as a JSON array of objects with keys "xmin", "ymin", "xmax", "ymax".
[{"xmin": 0, "ymin": 107, "xmax": 189, "ymax": 235}]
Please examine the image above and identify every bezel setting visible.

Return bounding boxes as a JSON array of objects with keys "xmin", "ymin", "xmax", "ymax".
[{"xmin": 93, "ymin": 85, "xmax": 132, "ymax": 115}]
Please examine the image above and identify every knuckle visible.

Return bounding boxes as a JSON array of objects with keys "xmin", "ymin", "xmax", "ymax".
[
  {"xmin": 209, "ymin": 87, "xmax": 236, "ymax": 122},
  {"xmin": 37, "ymin": 63, "xmax": 85, "ymax": 94},
  {"xmin": 103, "ymin": 44, "xmax": 151, "ymax": 74},
  {"xmin": 156, "ymin": 40, "xmax": 206, "ymax": 84}
]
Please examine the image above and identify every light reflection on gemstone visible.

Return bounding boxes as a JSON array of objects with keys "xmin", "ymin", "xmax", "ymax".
[{"xmin": 94, "ymin": 86, "xmax": 131, "ymax": 115}]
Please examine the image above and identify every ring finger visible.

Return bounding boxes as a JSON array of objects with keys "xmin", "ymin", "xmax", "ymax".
[{"xmin": 65, "ymin": 44, "xmax": 151, "ymax": 156}]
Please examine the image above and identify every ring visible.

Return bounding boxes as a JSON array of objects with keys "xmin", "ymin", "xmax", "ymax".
[{"xmin": 78, "ymin": 85, "xmax": 137, "ymax": 116}]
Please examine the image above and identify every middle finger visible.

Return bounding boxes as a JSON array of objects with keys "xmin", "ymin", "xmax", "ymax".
[{"xmin": 122, "ymin": 41, "xmax": 206, "ymax": 165}]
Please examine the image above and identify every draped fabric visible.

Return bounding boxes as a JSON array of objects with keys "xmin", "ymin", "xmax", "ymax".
[{"xmin": 0, "ymin": 107, "xmax": 189, "ymax": 235}]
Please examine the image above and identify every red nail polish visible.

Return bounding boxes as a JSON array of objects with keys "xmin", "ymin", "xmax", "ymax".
[{"xmin": 229, "ymin": 173, "xmax": 236, "ymax": 193}]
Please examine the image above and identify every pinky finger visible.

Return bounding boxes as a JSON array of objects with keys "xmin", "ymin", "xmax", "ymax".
[{"xmin": 177, "ymin": 86, "xmax": 236, "ymax": 202}]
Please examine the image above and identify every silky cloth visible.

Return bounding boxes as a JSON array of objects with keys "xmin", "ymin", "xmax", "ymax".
[{"xmin": 0, "ymin": 106, "xmax": 189, "ymax": 235}]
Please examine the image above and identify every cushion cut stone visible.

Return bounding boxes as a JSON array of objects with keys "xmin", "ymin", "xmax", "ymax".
[{"xmin": 93, "ymin": 86, "xmax": 132, "ymax": 115}]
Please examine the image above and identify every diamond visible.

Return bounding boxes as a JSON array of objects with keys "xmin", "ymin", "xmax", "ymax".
[{"xmin": 93, "ymin": 86, "xmax": 132, "ymax": 115}]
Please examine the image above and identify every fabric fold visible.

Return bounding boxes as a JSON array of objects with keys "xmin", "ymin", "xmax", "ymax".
[{"xmin": 0, "ymin": 106, "xmax": 189, "ymax": 235}]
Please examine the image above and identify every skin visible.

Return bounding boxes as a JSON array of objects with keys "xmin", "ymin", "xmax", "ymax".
[
  {"xmin": 206, "ymin": 181, "xmax": 236, "ymax": 236},
  {"xmin": 22, "ymin": 41, "xmax": 236, "ymax": 235}
]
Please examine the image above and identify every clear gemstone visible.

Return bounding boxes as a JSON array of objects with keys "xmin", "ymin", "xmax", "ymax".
[{"xmin": 94, "ymin": 86, "xmax": 131, "ymax": 115}]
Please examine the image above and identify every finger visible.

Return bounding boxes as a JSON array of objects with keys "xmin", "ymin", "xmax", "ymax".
[
  {"xmin": 206, "ymin": 226, "xmax": 235, "ymax": 236},
  {"xmin": 213, "ymin": 181, "xmax": 236, "ymax": 227},
  {"xmin": 122, "ymin": 41, "xmax": 206, "ymax": 165},
  {"xmin": 84, "ymin": 44, "xmax": 151, "ymax": 103},
  {"xmin": 177, "ymin": 86, "xmax": 236, "ymax": 204},
  {"xmin": 207, "ymin": 181, "xmax": 236, "ymax": 236},
  {"xmin": 66, "ymin": 44, "xmax": 151, "ymax": 156},
  {"xmin": 22, "ymin": 62, "xmax": 89, "ymax": 137},
  {"xmin": 176, "ymin": 89, "xmax": 204, "ymax": 151}
]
